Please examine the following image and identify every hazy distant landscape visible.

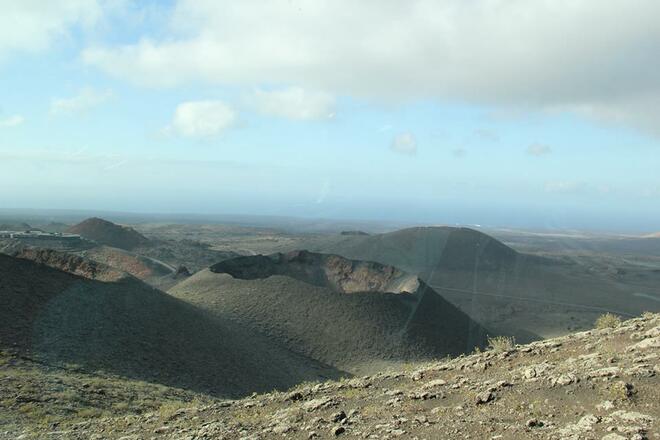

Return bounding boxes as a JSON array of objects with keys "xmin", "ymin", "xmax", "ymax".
[
  {"xmin": 3, "ymin": 1, "xmax": 660, "ymax": 438},
  {"xmin": 1, "ymin": 210, "xmax": 659, "ymax": 438},
  {"xmin": 2, "ymin": 210, "xmax": 658, "ymax": 343}
]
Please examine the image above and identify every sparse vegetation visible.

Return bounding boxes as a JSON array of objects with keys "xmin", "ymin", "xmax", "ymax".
[
  {"xmin": 1, "ymin": 270, "xmax": 658, "ymax": 440},
  {"xmin": 3, "ymin": 214, "xmax": 660, "ymax": 439},
  {"xmin": 157, "ymin": 401, "xmax": 188, "ymax": 419},
  {"xmin": 595, "ymin": 313, "xmax": 622, "ymax": 329},
  {"xmin": 487, "ymin": 335, "xmax": 516, "ymax": 352},
  {"xmin": 338, "ymin": 387, "xmax": 364, "ymax": 400},
  {"xmin": 76, "ymin": 407, "xmax": 103, "ymax": 418},
  {"xmin": 112, "ymin": 401, "xmax": 130, "ymax": 411},
  {"xmin": 17, "ymin": 403, "xmax": 38, "ymax": 415},
  {"xmin": 609, "ymin": 381, "xmax": 636, "ymax": 401}
]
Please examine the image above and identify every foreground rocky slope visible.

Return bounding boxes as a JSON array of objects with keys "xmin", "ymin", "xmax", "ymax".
[{"xmin": 3, "ymin": 313, "xmax": 657, "ymax": 439}]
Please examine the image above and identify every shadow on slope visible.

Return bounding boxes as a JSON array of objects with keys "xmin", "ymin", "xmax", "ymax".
[
  {"xmin": 0, "ymin": 254, "xmax": 341, "ymax": 397},
  {"xmin": 171, "ymin": 251, "xmax": 488, "ymax": 373},
  {"xmin": 319, "ymin": 227, "xmax": 520, "ymax": 274},
  {"xmin": 315, "ymin": 226, "xmax": 656, "ymax": 341}
]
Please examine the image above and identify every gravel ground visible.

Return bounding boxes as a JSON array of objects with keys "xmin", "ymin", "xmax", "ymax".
[{"xmin": 3, "ymin": 313, "xmax": 658, "ymax": 439}]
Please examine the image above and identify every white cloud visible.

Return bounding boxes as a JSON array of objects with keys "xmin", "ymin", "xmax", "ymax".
[
  {"xmin": 0, "ymin": 1, "xmax": 102, "ymax": 60},
  {"xmin": 249, "ymin": 87, "xmax": 335, "ymax": 120},
  {"xmin": 0, "ymin": 115, "xmax": 24, "ymax": 128},
  {"xmin": 527, "ymin": 143, "xmax": 552, "ymax": 156},
  {"xmin": 169, "ymin": 100, "xmax": 236, "ymax": 138},
  {"xmin": 390, "ymin": 132, "xmax": 417, "ymax": 156},
  {"xmin": 50, "ymin": 87, "xmax": 112, "ymax": 115},
  {"xmin": 82, "ymin": 1, "xmax": 660, "ymax": 135}
]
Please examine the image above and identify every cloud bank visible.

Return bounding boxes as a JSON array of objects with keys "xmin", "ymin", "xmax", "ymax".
[
  {"xmin": 0, "ymin": 0, "xmax": 101, "ymax": 60},
  {"xmin": 249, "ymin": 87, "xmax": 335, "ymax": 121},
  {"xmin": 81, "ymin": 0, "xmax": 660, "ymax": 135}
]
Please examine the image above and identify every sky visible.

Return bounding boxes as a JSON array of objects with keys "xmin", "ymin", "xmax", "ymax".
[{"xmin": 1, "ymin": 0, "xmax": 659, "ymax": 232}]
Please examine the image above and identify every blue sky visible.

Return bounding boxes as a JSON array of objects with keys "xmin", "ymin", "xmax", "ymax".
[{"xmin": 1, "ymin": 1, "xmax": 659, "ymax": 232}]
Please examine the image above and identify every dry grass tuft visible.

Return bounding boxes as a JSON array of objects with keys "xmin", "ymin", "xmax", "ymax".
[
  {"xmin": 609, "ymin": 381, "xmax": 635, "ymax": 401},
  {"xmin": 487, "ymin": 335, "xmax": 516, "ymax": 352},
  {"xmin": 595, "ymin": 313, "xmax": 622, "ymax": 329}
]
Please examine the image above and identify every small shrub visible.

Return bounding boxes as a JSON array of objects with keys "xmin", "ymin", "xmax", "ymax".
[
  {"xmin": 112, "ymin": 401, "xmax": 130, "ymax": 412},
  {"xmin": 487, "ymin": 336, "xmax": 516, "ymax": 352},
  {"xmin": 52, "ymin": 389, "xmax": 79, "ymax": 403},
  {"xmin": 609, "ymin": 381, "xmax": 635, "ymax": 401},
  {"xmin": 76, "ymin": 407, "xmax": 102, "ymax": 418},
  {"xmin": 595, "ymin": 313, "xmax": 622, "ymax": 329},
  {"xmin": 158, "ymin": 401, "xmax": 186, "ymax": 419},
  {"xmin": 18, "ymin": 403, "xmax": 37, "ymax": 414},
  {"xmin": 17, "ymin": 402, "xmax": 50, "ymax": 425},
  {"xmin": 339, "ymin": 387, "xmax": 362, "ymax": 400}
]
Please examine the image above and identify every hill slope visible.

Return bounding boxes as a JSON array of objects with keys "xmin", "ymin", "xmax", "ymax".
[
  {"xmin": 0, "ymin": 222, "xmax": 31, "ymax": 231},
  {"xmin": 80, "ymin": 245, "xmax": 174, "ymax": 281},
  {"xmin": 311, "ymin": 226, "xmax": 658, "ymax": 342},
  {"xmin": 0, "ymin": 253, "xmax": 340, "ymax": 397},
  {"xmin": 170, "ymin": 250, "xmax": 488, "ymax": 372},
  {"xmin": 2, "ymin": 246, "xmax": 129, "ymax": 282},
  {"xmin": 316, "ymin": 226, "xmax": 521, "ymax": 283},
  {"xmin": 4, "ymin": 313, "xmax": 657, "ymax": 439},
  {"xmin": 66, "ymin": 217, "xmax": 149, "ymax": 250}
]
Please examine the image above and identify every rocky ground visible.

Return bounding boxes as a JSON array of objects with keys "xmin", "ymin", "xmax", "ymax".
[{"xmin": 2, "ymin": 313, "xmax": 658, "ymax": 440}]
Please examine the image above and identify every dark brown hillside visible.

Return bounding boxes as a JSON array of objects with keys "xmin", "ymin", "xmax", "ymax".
[
  {"xmin": 314, "ymin": 226, "xmax": 657, "ymax": 343},
  {"xmin": 66, "ymin": 217, "xmax": 149, "ymax": 250},
  {"xmin": 7, "ymin": 246, "xmax": 128, "ymax": 281},
  {"xmin": 211, "ymin": 250, "xmax": 421, "ymax": 293},
  {"xmin": 0, "ymin": 253, "xmax": 340, "ymax": 397},
  {"xmin": 320, "ymin": 226, "xmax": 519, "ymax": 274},
  {"xmin": 81, "ymin": 245, "xmax": 173, "ymax": 280},
  {"xmin": 171, "ymin": 251, "xmax": 488, "ymax": 372},
  {"xmin": 437, "ymin": 227, "xmax": 518, "ymax": 271}
]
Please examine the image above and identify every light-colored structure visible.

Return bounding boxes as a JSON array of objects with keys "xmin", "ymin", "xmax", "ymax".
[
  {"xmin": 0, "ymin": 230, "xmax": 87, "ymax": 250},
  {"xmin": 0, "ymin": 230, "xmax": 81, "ymax": 240}
]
